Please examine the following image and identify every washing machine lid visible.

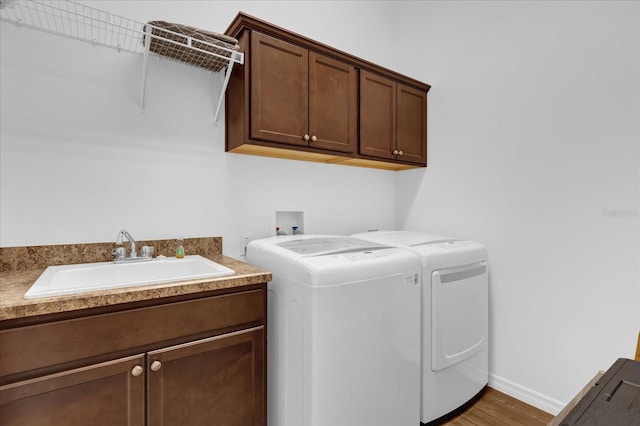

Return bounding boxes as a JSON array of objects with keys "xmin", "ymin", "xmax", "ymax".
[
  {"xmin": 351, "ymin": 230, "xmax": 453, "ymax": 247},
  {"xmin": 246, "ymin": 235, "xmax": 421, "ymax": 287},
  {"xmin": 276, "ymin": 236, "xmax": 386, "ymax": 256}
]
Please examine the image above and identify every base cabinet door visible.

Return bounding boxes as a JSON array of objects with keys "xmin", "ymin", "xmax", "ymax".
[
  {"xmin": 147, "ymin": 327, "xmax": 265, "ymax": 426},
  {"xmin": 0, "ymin": 354, "xmax": 145, "ymax": 426}
]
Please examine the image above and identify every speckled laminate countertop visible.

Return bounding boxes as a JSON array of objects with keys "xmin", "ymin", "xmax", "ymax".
[{"xmin": 0, "ymin": 238, "xmax": 271, "ymax": 321}]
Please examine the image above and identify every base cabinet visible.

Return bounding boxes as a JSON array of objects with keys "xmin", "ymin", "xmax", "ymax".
[
  {"xmin": 0, "ymin": 355, "xmax": 145, "ymax": 426},
  {"xmin": 0, "ymin": 287, "xmax": 266, "ymax": 426},
  {"xmin": 148, "ymin": 327, "xmax": 264, "ymax": 425}
]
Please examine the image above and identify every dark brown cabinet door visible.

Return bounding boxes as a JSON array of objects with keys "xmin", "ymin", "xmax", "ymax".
[
  {"xmin": 147, "ymin": 326, "xmax": 265, "ymax": 426},
  {"xmin": 360, "ymin": 70, "xmax": 427, "ymax": 165},
  {"xmin": 251, "ymin": 31, "xmax": 309, "ymax": 147},
  {"xmin": 359, "ymin": 70, "xmax": 397, "ymax": 160},
  {"xmin": 397, "ymin": 83, "xmax": 427, "ymax": 164},
  {"xmin": 309, "ymin": 52, "xmax": 357, "ymax": 153},
  {"xmin": 250, "ymin": 31, "xmax": 356, "ymax": 153},
  {"xmin": 0, "ymin": 354, "xmax": 145, "ymax": 426}
]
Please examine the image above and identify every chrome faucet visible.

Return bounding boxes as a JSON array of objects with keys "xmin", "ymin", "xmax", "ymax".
[
  {"xmin": 113, "ymin": 229, "xmax": 153, "ymax": 263},
  {"xmin": 117, "ymin": 229, "xmax": 137, "ymax": 258}
]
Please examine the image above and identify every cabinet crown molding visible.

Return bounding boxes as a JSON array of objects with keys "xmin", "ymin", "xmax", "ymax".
[{"xmin": 225, "ymin": 12, "xmax": 430, "ymax": 93}]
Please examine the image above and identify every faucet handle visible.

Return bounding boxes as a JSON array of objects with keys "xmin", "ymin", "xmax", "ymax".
[
  {"xmin": 112, "ymin": 246, "xmax": 126, "ymax": 261},
  {"xmin": 116, "ymin": 230, "xmax": 125, "ymax": 245},
  {"xmin": 141, "ymin": 246, "xmax": 154, "ymax": 259}
]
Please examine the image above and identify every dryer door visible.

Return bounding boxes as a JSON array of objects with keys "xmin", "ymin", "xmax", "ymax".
[{"xmin": 431, "ymin": 261, "xmax": 488, "ymax": 371}]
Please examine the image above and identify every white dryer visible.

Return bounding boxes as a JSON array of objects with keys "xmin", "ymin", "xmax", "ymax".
[
  {"xmin": 246, "ymin": 235, "xmax": 421, "ymax": 426},
  {"xmin": 351, "ymin": 230, "xmax": 489, "ymax": 425}
]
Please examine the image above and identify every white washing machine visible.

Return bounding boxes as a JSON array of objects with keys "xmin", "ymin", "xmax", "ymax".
[
  {"xmin": 351, "ymin": 230, "xmax": 489, "ymax": 425},
  {"xmin": 246, "ymin": 234, "xmax": 421, "ymax": 426}
]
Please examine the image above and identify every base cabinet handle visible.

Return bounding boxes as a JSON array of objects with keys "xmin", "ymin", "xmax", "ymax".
[
  {"xmin": 131, "ymin": 365, "xmax": 143, "ymax": 377},
  {"xmin": 150, "ymin": 360, "xmax": 162, "ymax": 372}
]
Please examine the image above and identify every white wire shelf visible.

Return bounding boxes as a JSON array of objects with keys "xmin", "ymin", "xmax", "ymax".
[{"xmin": 0, "ymin": 0, "xmax": 244, "ymax": 121}]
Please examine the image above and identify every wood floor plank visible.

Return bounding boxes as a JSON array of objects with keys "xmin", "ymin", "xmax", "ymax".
[{"xmin": 440, "ymin": 387, "xmax": 554, "ymax": 426}]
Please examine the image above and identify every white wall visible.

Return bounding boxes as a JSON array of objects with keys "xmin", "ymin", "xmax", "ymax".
[
  {"xmin": 0, "ymin": 1, "xmax": 399, "ymax": 259},
  {"xmin": 1, "ymin": 0, "xmax": 638, "ymax": 415},
  {"xmin": 394, "ymin": 0, "xmax": 640, "ymax": 413}
]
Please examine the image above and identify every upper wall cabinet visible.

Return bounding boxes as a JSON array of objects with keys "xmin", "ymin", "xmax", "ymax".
[
  {"xmin": 225, "ymin": 12, "xmax": 430, "ymax": 171},
  {"xmin": 360, "ymin": 70, "xmax": 427, "ymax": 165},
  {"xmin": 250, "ymin": 32, "xmax": 357, "ymax": 153}
]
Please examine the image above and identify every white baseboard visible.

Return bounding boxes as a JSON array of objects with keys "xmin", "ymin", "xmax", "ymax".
[{"xmin": 489, "ymin": 373, "xmax": 565, "ymax": 415}]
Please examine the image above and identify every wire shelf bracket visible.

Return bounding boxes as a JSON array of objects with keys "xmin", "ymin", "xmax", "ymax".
[{"xmin": 0, "ymin": 0, "xmax": 244, "ymax": 121}]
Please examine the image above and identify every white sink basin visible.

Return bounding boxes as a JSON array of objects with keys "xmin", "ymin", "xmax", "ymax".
[{"xmin": 24, "ymin": 255, "xmax": 235, "ymax": 299}]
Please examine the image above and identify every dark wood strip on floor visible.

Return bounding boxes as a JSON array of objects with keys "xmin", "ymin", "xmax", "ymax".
[{"xmin": 440, "ymin": 387, "xmax": 554, "ymax": 426}]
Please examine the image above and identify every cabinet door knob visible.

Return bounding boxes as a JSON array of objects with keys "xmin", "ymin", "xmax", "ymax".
[
  {"xmin": 303, "ymin": 134, "xmax": 310, "ymax": 141},
  {"xmin": 311, "ymin": 135, "xmax": 317, "ymax": 142},
  {"xmin": 131, "ymin": 365, "xmax": 143, "ymax": 377},
  {"xmin": 398, "ymin": 150, "xmax": 403, "ymax": 156},
  {"xmin": 150, "ymin": 360, "xmax": 162, "ymax": 372},
  {"xmin": 393, "ymin": 149, "xmax": 399, "ymax": 155}
]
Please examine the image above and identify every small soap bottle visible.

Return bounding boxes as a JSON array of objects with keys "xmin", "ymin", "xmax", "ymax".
[{"xmin": 176, "ymin": 237, "xmax": 185, "ymax": 259}]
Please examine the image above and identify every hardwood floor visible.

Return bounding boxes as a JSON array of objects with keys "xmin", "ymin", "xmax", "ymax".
[{"xmin": 439, "ymin": 387, "xmax": 554, "ymax": 426}]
